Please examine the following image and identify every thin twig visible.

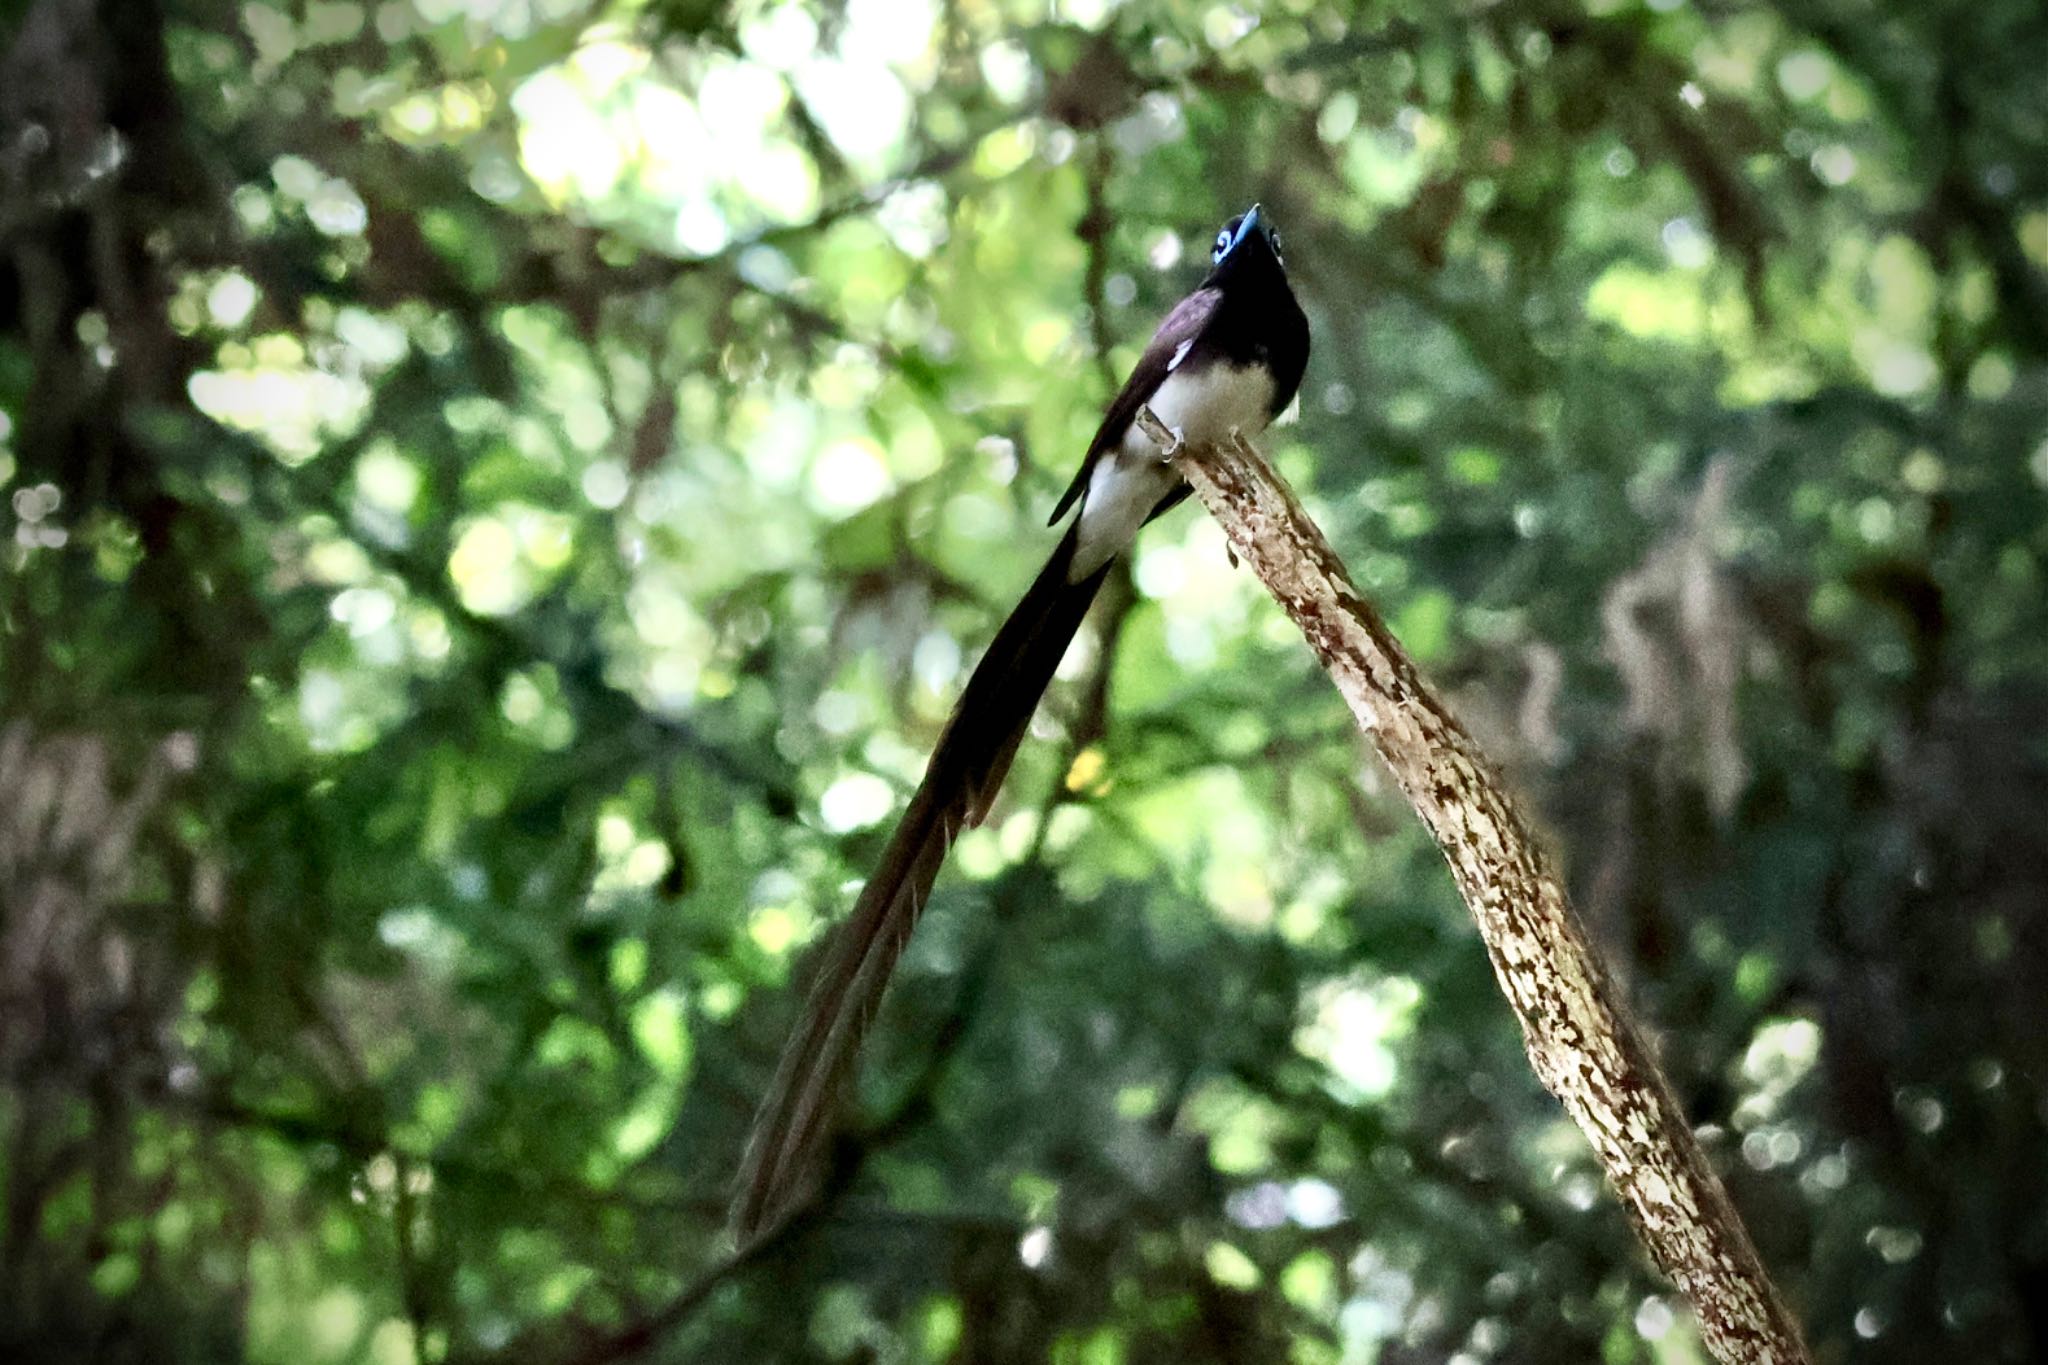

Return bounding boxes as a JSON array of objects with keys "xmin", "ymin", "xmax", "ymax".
[{"xmin": 557, "ymin": 1202, "xmax": 809, "ymax": 1365}]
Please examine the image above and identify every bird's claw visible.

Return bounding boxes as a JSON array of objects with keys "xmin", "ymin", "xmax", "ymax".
[{"xmin": 1135, "ymin": 405, "xmax": 1183, "ymax": 463}]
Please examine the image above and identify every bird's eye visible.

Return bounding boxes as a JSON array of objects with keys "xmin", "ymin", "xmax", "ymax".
[
  {"xmin": 1268, "ymin": 228, "xmax": 1284, "ymax": 264},
  {"xmin": 1212, "ymin": 216, "xmax": 1244, "ymax": 264}
]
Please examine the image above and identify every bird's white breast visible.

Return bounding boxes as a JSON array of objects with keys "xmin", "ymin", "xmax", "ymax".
[
  {"xmin": 1136, "ymin": 362, "xmax": 1277, "ymax": 450},
  {"xmin": 1069, "ymin": 362, "xmax": 1278, "ymax": 580}
]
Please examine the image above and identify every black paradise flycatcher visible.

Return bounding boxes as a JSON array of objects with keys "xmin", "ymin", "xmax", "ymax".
[{"xmin": 735, "ymin": 205, "xmax": 1311, "ymax": 1238}]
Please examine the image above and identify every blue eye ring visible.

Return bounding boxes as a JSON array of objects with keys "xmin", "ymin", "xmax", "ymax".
[{"xmin": 1211, "ymin": 207, "xmax": 1266, "ymax": 266}]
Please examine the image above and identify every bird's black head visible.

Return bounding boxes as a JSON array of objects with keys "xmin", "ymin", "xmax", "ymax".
[{"xmin": 1205, "ymin": 203, "xmax": 1287, "ymax": 284}]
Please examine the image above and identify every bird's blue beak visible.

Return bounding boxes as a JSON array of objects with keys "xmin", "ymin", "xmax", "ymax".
[{"xmin": 1227, "ymin": 203, "xmax": 1263, "ymax": 256}]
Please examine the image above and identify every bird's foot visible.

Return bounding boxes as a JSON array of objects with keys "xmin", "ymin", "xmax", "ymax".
[{"xmin": 1134, "ymin": 405, "xmax": 1183, "ymax": 464}]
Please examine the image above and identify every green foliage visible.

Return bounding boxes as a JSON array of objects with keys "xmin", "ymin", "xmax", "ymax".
[{"xmin": 3, "ymin": 0, "xmax": 2046, "ymax": 1361}]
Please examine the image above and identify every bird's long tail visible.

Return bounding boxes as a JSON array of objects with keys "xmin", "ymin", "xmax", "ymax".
[{"xmin": 732, "ymin": 523, "xmax": 1110, "ymax": 1239}]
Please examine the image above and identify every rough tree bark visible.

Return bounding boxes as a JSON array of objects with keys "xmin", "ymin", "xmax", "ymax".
[{"xmin": 1136, "ymin": 409, "xmax": 1811, "ymax": 1365}]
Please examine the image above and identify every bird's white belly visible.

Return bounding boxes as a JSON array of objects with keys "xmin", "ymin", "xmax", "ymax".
[
  {"xmin": 1139, "ymin": 362, "xmax": 1277, "ymax": 450},
  {"xmin": 1070, "ymin": 363, "xmax": 1276, "ymax": 579}
]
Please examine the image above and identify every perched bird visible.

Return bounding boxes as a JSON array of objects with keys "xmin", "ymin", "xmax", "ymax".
[{"xmin": 734, "ymin": 205, "xmax": 1310, "ymax": 1238}]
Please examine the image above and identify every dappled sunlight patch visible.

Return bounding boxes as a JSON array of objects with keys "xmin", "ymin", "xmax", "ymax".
[
  {"xmin": 1124, "ymin": 767, "xmax": 1279, "ymax": 926},
  {"xmin": 1718, "ymin": 340, "xmax": 1825, "ymax": 406},
  {"xmin": 352, "ymin": 440, "xmax": 422, "ymax": 530},
  {"xmin": 296, "ymin": 519, "xmax": 373, "ymax": 586},
  {"xmin": 1736, "ymin": 1015, "xmax": 1822, "ymax": 1125},
  {"xmin": 1295, "ymin": 971, "xmax": 1422, "ymax": 1101},
  {"xmin": 609, "ymin": 1082, "xmax": 679, "ymax": 1164},
  {"xmin": 630, "ymin": 988, "xmax": 692, "ymax": 1080},
  {"xmin": 1207, "ymin": 859, "xmax": 1276, "ymax": 930},
  {"xmin": 818, "ymin": 770, "xmax": 894, "ymax": 832},
  {"xmin": 875, "ymin": 179, "xmax": 950, "ymax": 258},
  {"xmin": 747, "ymin": 904, "xmax": 809, "ymax": 958},
  {"xmin": 248, "ymin": 1241, "xmax": 369, "ymax": 1364},
  {"xmin": 604, "ymin": 986, "xmax": 694, "ymax": 1163},
  {"xmin": 1274, "ymin": 867, "xmax": 1349, "ymax": 947},
  {"xmin": 511, "ymin": 40, "xmax": 828, "ymax": 246},
  {"xmin": 808, "ymin": 435, "xmax": 894, "ymax": 512},
  {"xmin": 377, "ymin": 907, "xmax": 467, "ymax": 974},
  {"xmin": 1337, "ymin": 1245, "xmax": 1418, "ymax": 1359},
  {"xmin": 271, "ymin": 154, "xmax": 368, "ymax": 237},
  {"xmin": 495, "ymin": 305, "xmax": 617, "ymax": 454},
  {"xmin": 330, "ymin": 585, "xmax": 400, "ymax": 653},
  {"xmin": 590, "ymin": 807, "xmax": 671, "ymax": 896},
  {"xmin": 296, "ymin": 666, "xmax": 376, "ymax": 753},
  {"xmin": 1584, "ymin": 263, "xmax": 1714, "ymax": 343},
  {"xmin": 793, "ymin": 56, "xmax": 910, "ymax": 178},
  {"xmin": 189, "ymin": 339, "xmax": 371, "ymax": 465},
  {"xmin": 447, "ymin": 505, "xmax": 575, "ymax": 615},
  {"xmin": 812, "ymin": 218, "xmax": 918, "ymax": 325},
  {"xmin": 1140, "ymin": 519, "xmax": 1262, "ymax": 673},
  {"xmin": 605, "ymin": 568, "xmax": 722, "ymax": 712},
  {"xmin": 1226, "ymin": 1177, "xmax": 1347, "ymax": 1233},
  {"xmin": 206, "ymin": 271, "xmax": 259, "ymax": 329},
  {"xmin": 1205, "ymin": 1240, "xmax": 1261, "ymax": 1289},
  {"xmin": 1856, "ymin": 338, "xmax": 1936, "ymax": 397},
  {"xmin": 500, "ymin": 666, "xmax": 576, "ymax": 750},
  {"xmin": 805, "ymin": 346, "xmax": 885, "ymax": 409},
  {"xmin": 534, "ymin": 1017, "xmax": 615, "ymax": 1089},
  {"xmin": 1342, "ymin": 121, "xmax": 1432, "ymax": 209},
  {"xmin": 951, "ymin": 824, "xmax": 1005, "ymax": 878},
  {"xmin": 2020, "ymin": 210, "xmax": 2048, "ymax": 268},
  {"xmin": 381, "ymin": 77, "xmax": 497, "ymax": 142},
  {"xmin": 1180, "ymin": 1077, "xmax": 1288, "ymax": 1175},
  {"xmin": 811, "ymin": 1283, "xmax": 888, "ymax": 1358}
]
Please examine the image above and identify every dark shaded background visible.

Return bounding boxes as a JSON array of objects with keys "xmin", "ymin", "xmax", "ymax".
[{"xmin": 3, "ymin": 0, "xmax": 2046, "ymax": 1360}]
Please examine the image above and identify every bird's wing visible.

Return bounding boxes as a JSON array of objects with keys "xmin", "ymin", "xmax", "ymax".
[{"xmin": 1046, "ymin": 286, "xmax": 1221, "ymax": 526}]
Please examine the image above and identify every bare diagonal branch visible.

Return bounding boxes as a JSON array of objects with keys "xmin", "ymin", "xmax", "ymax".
[{"xmin": 1136, "ymin": 408, "xmax": 1810, "ymax": 1365}]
